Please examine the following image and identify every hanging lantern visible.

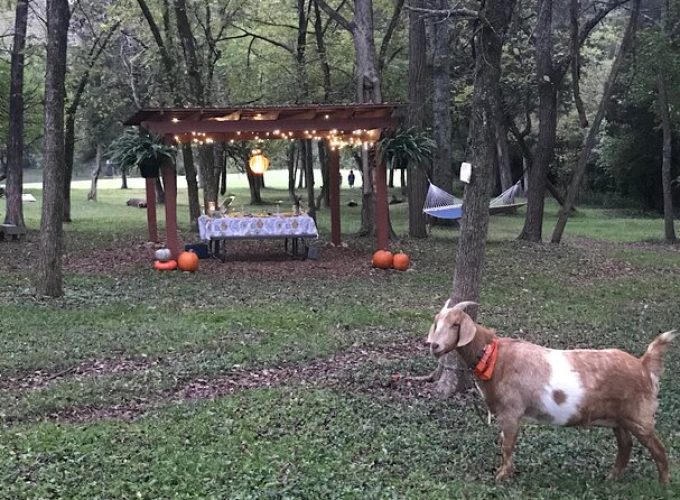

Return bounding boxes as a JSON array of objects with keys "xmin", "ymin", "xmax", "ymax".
[{"xmin": 249, "ymin": 149, "xmax": 270, "ymax": 175}]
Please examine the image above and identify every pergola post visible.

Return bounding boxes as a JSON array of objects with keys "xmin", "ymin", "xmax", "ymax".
[
  {"xmin": 374, "ymin": 150, "xmax": 389, "ymax": 250},
  {"xmin": 145, "ymin": 177, "xmax": 158, "ymax": 242},
  {"xmin": 328, "ymin": 144, "xmax": 341, "ymax": 246},
  {"xmin": 161, "ymin": 164, "xmax": 181, "ymax": 258}
]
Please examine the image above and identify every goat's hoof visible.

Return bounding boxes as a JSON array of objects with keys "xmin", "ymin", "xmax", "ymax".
[
  {"xmin": 495, "ymin": 467, "xmax": 514, "ymax": 482},
  {"xmin": 606, "ymin": 469, "xmax": 624, "ymax": 481}
]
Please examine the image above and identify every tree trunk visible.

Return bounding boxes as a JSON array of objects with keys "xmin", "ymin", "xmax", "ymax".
[
  {"xmin": 247, "ymin": 169, "xmax": 263, "ymax": 204},
  {"xmin": 182, "ymin": 144, "xmax": 201, "ymax": 227},
  {"xmin": 495, "ymin": 119, "xmax": 513, "ymax": 191},
  {"xmin": 4, "ymin": 0, "xmax": 29, "ymax": 229},
  {"xmin": 121, "ymin": 171, "xmax": 128, "ymax": 189},
  {"xmin": 174, "ymin": 0, "xmax": 205, "ymax": 104},
  {"xmin": 220, "ymin": 162, "xmax": 227, "ymax": 196},
  {"xmin": 36, "ymin": 0, "xmax": 69, "ymax": 297},
  {"xmin": 155, "ymin": 177, "xmax": 165, "ymax": 204},
  {"xmin": 313, "ymin": 0, "xmax": 332, "ymax": 101},
  {"xmin": 137, "ymin": 0, "xmax": 200, "ymax": 229},
  {"xmin": 304, "ymin": 139, "xmax": 317, "ymax": 221},
  {"xmin": 288, "ymin": 142, "xmax": 297, "ymax": 201},
  {"xmin": 657, "ymin": 73, "xmax": 677, "ymax": 243},
  {"xmin": 359, "ymin": 146, "xmax": 375, "ymax": 236},
  {"xmin": 352, "ymin": 0, "xmax": 382, "ymax": 236},
  {"xmin": 63, "ymin": 22, "xmax": 119, "ymax": 223},
  {"xmin": 87, "ymin": 143, "xmax": 103, "ymax": 201},
  {"xmin": 436, "ymin": 0, "xmax": 516, "ymax": 398},
  {"xmin": 63, "ymin": 114, "xmax": 75, "ymax": 222},
  {"xmin": 431, "ymin": 0, "xmax": 453, "ymax": 194},
  {"xmin": 244, "ymin": 149, "xmax": 263, "ymax": 205},
  {"xmin": 316, "ymin": 141, "xmax": 330, "ymax": 208},
  {"xmin": 407, "ymin": 0, "xmax": 429, "ymax": 238},
  {"xmin": 199, "ymin": 145, "xmax": 218, "ymax": 211},
  {"xmin": 519, "ymin": 0, "xmax": 554, "ymax": 243},
  {"xmin": 551, "ymin": 0, "xmax": 641, "ymax": 243}
]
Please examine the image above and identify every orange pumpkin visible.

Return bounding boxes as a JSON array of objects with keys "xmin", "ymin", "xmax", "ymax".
[
  {"xmin": 393, "ymin": 252, "xmax": 410, "ymax": 271},
  {"xmin": 177, "ymin": 251, "xmax": 200, "ymax": 272},
  {"xmin": 154, "ymin": 259, "xmax": 177, "ymax": 271},
  {"xmin": 372, "ymin": 250, "xmax": 393, "ymax": 269}
]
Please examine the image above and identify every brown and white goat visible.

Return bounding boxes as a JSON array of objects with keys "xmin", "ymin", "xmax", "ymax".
[{"xmin": 426, "ymin": 300, "xmax": 676, "ymax": 484}]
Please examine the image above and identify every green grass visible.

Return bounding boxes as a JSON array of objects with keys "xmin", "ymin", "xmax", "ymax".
[{"xmin": 1, "ymin": 182, "xmax": 679, "ymax": 498}]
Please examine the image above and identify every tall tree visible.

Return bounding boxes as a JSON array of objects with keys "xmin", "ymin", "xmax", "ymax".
[
  {"xmin": 551, "ymin": 0, "xmax": 642, "ymax": 243},
  {"xmin": 430, "ymin": 0, "xmax": 452, "ymax": 195},
  {"xmin": 407, "ymin": 0, "xmax": 429, "ymax": 238},
  {"xmin": 518, "ymin": 0, "xmax": 631, "ymax": 242},
  {"xmin": 137, "ymin": 0, "xmax": 202, "ymax": 227},
  {"xmin": 36, "ymin": 0, "xmax": 70, "ymax": 297},
  {"xmin": 63, "ymin": 17, "xmax": 121, "ymax": 222},
  {"xmin": 656, "ymin": 71, "xmax": 677, "ymax": 243},
  {"xmin": 435, "ymin": 0, "xmax": 517, "ymax": 397},
  {"xmin": 3, "ymin": 0, "xmax": 29, "ymax": 229},
  {"xmin": 317, "ymin": 0, "xmax": 397, "ymax": 236},
  {"xmin": 518, "ymin": 0, "xmax": 555, "ymax": 242},
  {"xmin": 173, "ymin": 0, "xmax": 220, "ymax": 211}
]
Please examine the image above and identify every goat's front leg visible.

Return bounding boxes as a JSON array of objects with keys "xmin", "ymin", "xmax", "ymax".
[
  {"xmin": 496, "ymin": 419, "xmax": 520, "ymax": 481},
  {"xmin": 607, "ymin": 427, "xmax": 632, "ymax": 480}
]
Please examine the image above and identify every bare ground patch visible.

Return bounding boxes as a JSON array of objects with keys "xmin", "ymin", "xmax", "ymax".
[
  {"xmin": 2, "ymin": 338, "xmax": 432, "ymax": 425},
  {"xmin": 0, "ymin": 357, "xmax": 161, "ymax": 391}
]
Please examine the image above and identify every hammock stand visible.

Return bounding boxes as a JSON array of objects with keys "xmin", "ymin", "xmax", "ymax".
[{"xmin": 423, "ymin": 181, "xmax": 527, "ymax": 220}]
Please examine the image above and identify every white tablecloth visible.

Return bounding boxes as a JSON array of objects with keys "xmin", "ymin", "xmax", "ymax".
[{"xmin": 198, "ymin": 214, "xmax": 318, "ymax": 240}]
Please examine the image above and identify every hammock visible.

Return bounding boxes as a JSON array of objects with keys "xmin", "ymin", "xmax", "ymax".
[{"xmin": 423, "ymin": 181, "xmax": 526, "ymax": 220}]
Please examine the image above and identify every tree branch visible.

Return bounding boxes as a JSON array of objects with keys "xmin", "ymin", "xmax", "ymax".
[
  {"xmin": 315, "ymin": 0, "xmax": 352, "ymax": 32},
  {"xmin": 404, "ymin": 5, "xmax": 481, "ymax": 21},
  {"xmin": 555, "ymin": 0, "xmax": 631, "ymax": 79},
  {"xmin": 136, "ymin": 0, "xmax": 175, "ymax": 76},
  {"xmin": 378, "ymin": 0, "xmax": 405, "ymax": 74},
  {"xmin": 234, "ymin": 25, "xmax": 294, "ymax": 54}
]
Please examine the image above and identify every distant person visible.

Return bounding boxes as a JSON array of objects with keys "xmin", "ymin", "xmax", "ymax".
[{"xmin": 348, "ymin": 169, "xmax": 356, "ymax": 188}]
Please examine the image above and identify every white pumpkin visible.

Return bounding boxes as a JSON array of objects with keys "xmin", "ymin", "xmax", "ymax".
[{"xmin": 155, "ymin": 248, "xmax": 172, "ymax": 262}]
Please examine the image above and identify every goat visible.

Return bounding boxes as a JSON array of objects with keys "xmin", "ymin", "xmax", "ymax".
[{"xmin": 426, "ymin": 300, "xmax": 676, "ymax": 484}]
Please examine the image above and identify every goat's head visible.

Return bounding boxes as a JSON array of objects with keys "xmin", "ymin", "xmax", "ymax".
[{"xmin": 426, "ymin": 300, "xmax": 478, "ymax": 357}]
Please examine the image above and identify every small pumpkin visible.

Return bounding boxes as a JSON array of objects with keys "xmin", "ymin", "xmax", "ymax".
[
  {"xmin": 177, "ymin": 250, "xmax": 200, "ymax": 272},
  {"xmin": 372, "ymin": 249, "xmax": 393, "ymax": 269},
  {"xmin": 154, "ymin": 259, "xmax": 177, "ymax": 271},
  {"xmin": 393, "ymin": 252, "xmax": 410, "ymax": 271}
]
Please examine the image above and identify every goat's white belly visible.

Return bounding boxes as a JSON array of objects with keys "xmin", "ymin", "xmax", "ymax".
[{"xmin": 537, "ymin": 350, "xmax": 585, "ymax": 425}]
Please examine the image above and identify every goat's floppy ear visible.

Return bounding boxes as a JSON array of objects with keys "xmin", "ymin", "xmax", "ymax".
[{"xmin": 457, "ymin": 315, "xmax": 477, "ymax": 346}]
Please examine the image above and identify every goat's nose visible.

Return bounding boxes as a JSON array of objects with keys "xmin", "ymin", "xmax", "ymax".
[{"xmin": 429, "ymin": 342, "xmax": 440, "ymax": 352}]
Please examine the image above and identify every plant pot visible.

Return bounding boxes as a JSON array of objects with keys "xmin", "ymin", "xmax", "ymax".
[{"xmin": 139, "ymin": 158, "xmax": 159, "ymax": 178}]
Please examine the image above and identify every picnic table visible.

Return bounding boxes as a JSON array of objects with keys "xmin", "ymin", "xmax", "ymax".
[{"xmin": 198, "ymin": 213, "xmax": 318, "ymax": 260}]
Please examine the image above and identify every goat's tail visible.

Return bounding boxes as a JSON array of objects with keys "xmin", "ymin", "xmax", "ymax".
[{"xmin": 641, "ymin": 330, "xmax": 677, "ymax": 381}]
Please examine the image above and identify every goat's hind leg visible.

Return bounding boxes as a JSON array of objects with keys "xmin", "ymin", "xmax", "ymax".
[
  {"xmin": 630, "ymin": 427, "xmax": 669, "ymax": 484},
  {"xmin": 607, "ymin": 427, "xmax": 633, "ymax": 480},
  {"xmin": 496, "ymin": 419, "xmax": 520, "ymax": 481}
]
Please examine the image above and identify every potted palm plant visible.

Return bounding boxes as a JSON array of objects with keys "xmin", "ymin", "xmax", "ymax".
[{"xmin": 107, "ymin": 129, "xmax": 176, "ymax": 178}]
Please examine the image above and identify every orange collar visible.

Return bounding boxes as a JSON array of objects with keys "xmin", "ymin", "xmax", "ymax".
[{"xmin": 473, "ymin": 338, "xmax": 499, "ymax": 381}]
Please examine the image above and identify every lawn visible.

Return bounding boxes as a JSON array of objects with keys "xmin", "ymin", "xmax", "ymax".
[{"xmin": 0, "ymin": 176, "xmax": 679, "ymax": 499}]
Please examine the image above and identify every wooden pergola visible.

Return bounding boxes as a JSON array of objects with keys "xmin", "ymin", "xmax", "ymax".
[{"xmin": 125, "ymin": 104, "xmax": 400, "ymax": 257}]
